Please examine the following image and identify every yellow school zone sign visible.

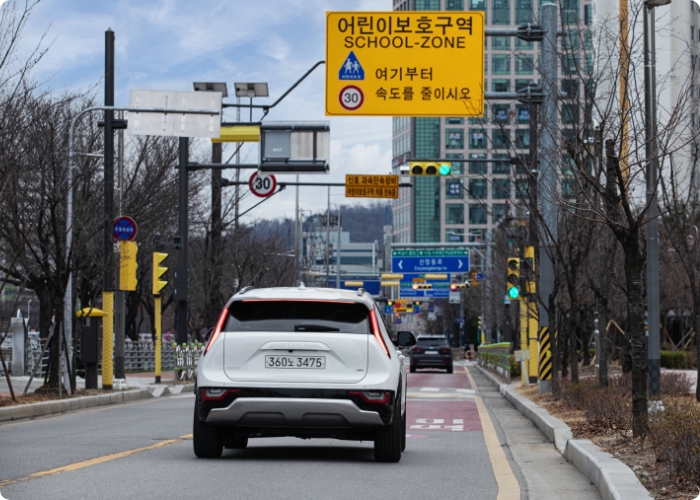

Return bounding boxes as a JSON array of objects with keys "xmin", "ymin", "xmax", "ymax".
[{"xmin": 326, "ymin": 11, "xmax": 485, "ymax": 117}]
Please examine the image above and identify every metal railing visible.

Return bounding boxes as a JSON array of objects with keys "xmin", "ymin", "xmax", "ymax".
[{"xmin": 477, "ymin": 342, "xmax": 512, "ymax": 383}]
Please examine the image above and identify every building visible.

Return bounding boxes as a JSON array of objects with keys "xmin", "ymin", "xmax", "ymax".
[{"xmin": 392, "ymin": 0, "xmax": 596, "ymax": 246}]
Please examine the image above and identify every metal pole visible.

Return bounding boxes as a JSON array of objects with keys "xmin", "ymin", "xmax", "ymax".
[
  {"xmin": 325, "ymin": 186, "xmax": 331, "ymax": 287},
  {"xmin": 176, "ymin": 137, "xmax": 189, "ymax": 345},
  {"xmin": 154, "ymin": 295, "xmax": 162, "ymax": 384},
  {"xmin": 102, "ymin": 28, "xmax": 115, "ymax": 391},
  {"xmin": 644, "ymin": 3, "xmax": 661, "ymax": 397},
  {"xmin": 114, "ymin": 109, "xmax": 125, "ymax": 383},
  {"xmin": 336, "ymin": 208, "xmax": 341, "ymax": 288},
  {"xmin": 235, "ymin": 96, "xmax": 241, "ymax": 243},
  {"xmin": 210, "ymin": 141, "xmax": 222, "ymax": 324},
  {"xmin": 538, "ymin": 3, "xmax": 558, "ymax": 394},
  {"xmin": 295, "ymin": 174, "xmax": 300, "ymax": 271}
]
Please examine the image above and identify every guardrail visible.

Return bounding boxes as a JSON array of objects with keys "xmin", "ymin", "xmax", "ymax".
[{"xmin": 477, "ymin": 342, "xmax": 512, "ymax": 383}]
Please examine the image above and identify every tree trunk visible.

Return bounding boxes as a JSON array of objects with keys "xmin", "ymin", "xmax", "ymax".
[
  {"xmin": 599, "ymin": 297, "xmax": 609, "ymax": 388},
  {"xmin": 622, "ymin": 239, "xmax": 648, "ymax": 437}
]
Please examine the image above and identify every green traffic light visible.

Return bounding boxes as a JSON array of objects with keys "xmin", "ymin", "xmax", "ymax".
[
  {"xmin": 507, "ymin": 286, "xmax": 520, "ymax": 300},
  {"xmin": 439, "ymin": 163, "xmax": 451, "ymax": 176}
]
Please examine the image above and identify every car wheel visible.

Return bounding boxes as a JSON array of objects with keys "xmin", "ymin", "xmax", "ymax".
[
  {"xmin": 446, "ymin": 365, "xmax": 453, "ymax": 374},
  {"xmin": 401, "ymin": 411, "xmax": 406, "ymax": 452},
  {"xmin": 224, "ymin": 432, "xmax": 248, "ymax": 449},
  {"xmin": 409, "ymin": 365, "xmax": 416, "ymax": 373},
  {"xmin": 193, "ymin": 405, "xmax": 223, "ymax": 458},
  {"xmin": 374, "ymin": 399, "xmax": 402, "ymax": 462}
]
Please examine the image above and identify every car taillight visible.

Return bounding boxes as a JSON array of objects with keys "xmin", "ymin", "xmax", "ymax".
[
  {"xmin": 201, "ymin": 388, "xmax": 240, "ymax": 401},
  {"xmin": 412, "ymin": 346, "xmax": 424, "ymax": 354},
  {"xmin": 348, "ymin": 391, "xmax": 390, "ymax": 404},
  {"xmin": 204, "ymin": 307, "xmax": 229, "ymax": 355},
  {"xmin": 369, "ymin": 309, "xmax": 391, "ymax": 358},
  {"xmin": 439, "ymin": 347, "xmax": 451, "ymax": 354}
]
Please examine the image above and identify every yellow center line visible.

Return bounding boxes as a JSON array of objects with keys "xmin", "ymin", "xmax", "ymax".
[
  {"xmin": 0, "ymin": 434, "xmax": 192, "ymax": 489},
  {"xmin": 463, "ymin": 365, "xmax": 521, "ymax": 500}
]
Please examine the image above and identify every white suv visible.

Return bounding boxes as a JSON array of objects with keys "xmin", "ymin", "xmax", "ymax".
[{"xmin": 193, "ymin": 285, "xmax": 416, "ymax": 462}]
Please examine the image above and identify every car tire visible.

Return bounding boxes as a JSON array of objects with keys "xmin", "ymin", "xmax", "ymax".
[
  {"xmin": 193, "ymin": 405, "xmax": 223, "ymax": 458},
  {"xmin": 224, "ymin": 433, "xmax": 248, "ymax": 449},
  {"xmin": 374, "ymin": 400, "xmax": 402, "ymax": 462},
  {"xmin": 401, "ymin": 411, "xmax": 407, "ymax": 452},
  {"xmin": 409, "ymin": 365, "xmax": 416, "ymax": 373},
  {"xmin": 446, "ymin": 365, "xmax": 453, "ymax": 374}
]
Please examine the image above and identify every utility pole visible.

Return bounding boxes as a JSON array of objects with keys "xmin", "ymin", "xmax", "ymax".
[
  {"xmin": 114, "ymin": 109, "xmax": 126, "ymax": 385},
  {"xmin": 102, "ymin": 28, "xmax": 115, "ymax": 391},
  {"xmin": 644, "ymin": 2, "xmax": 661, "ymax": 397},
  {"xmin": 336, "ymin": 208, "xmax": 341, "ymax": 288},
  {"xmin": 325, "ymin": 186, "xmax": 331, "ymax": 287},
  {"xmin": 537, "ymin": 3, "xmax": 558, "ymax": 394},
  {"xmin": 175, "ymin": 138, "xmax": 189, "ymax": 345},
  {"xmin": 209, "ymin": 140, "xmax": 223, "ymax": 326}
]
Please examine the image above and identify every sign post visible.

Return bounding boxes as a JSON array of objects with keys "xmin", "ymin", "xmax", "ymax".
[{"xmin": 326, "ymin": 11, "xmax": 485, "ymax": 117}]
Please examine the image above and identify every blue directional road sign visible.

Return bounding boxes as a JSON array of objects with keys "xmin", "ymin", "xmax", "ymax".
[
  {"xmin": 384, "ymin": 305, "xmax": 394, "ymax": 314},
  {"xmin": 476, "ymin": 272, "xmax": 485, "ymax": 280},
  {"xmin": 392, "ymin": 249, "xmax": 469, "ymax": 274}
]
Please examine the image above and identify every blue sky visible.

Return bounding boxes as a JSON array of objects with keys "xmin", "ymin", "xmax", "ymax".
[{"xmin": 17, "ymin": 0, "xmax": 393, "ymax": 222}]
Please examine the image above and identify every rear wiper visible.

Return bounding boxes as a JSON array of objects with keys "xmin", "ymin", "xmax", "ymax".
[{"xmin": 294, "ymin": 324, "xmax": 340, "ymax": 332}]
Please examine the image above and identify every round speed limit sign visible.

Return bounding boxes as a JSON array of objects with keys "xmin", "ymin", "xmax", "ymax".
[
  {"xmin": 248, "ymin": 172, "xmax": 277, "ymax": 198},
  {"xmin": 339, "ymin": 85, "xmax": 364, "ymax": 111}
]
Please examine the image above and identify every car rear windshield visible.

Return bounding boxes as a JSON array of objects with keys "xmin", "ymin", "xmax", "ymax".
[
  {"xmin": 225, "ymin": 300, "xmax": 370, "ymax": 334},
  {"xmin": 416, "ymin": 337, "xmax": 448, "ymax": 346}
]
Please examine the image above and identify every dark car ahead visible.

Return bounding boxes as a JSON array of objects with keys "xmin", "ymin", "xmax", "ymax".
[{"xmin": 409, "ymin": 336, "xmax": 452, "ymax": 373}]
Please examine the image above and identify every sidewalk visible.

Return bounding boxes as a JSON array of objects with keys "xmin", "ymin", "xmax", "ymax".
[{"xmin": 1, "ymin": 370, "xmax": 183, "ymax": 398}]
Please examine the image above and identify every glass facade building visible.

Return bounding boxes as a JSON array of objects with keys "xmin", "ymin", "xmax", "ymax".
[{"xmin": 391, "ymin": 0, "xmax": 592, "ymax": 244}]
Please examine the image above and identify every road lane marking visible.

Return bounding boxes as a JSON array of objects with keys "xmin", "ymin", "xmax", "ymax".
[
  {"xmin": 0, "ymin": 435, "xmax": 191, "ymax": 489},
  {"xmin": 464, "ymin": 366, "xmax": 521, "ymax": 500},
  {"xmin": 419, "ymin": 387, "xmax": 440, "ymax": 392}
]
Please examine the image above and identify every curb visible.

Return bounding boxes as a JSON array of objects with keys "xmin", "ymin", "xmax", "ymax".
[
  {"xmin": 476, "ymin": 365, "xmax": 653, "ymax": 500},
  {"xmin": 0, "ymin": 389, "xmax": 154, "ymax": 423}
]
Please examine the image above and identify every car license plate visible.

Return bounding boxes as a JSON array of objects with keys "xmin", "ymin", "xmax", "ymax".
[
  {"xmin": 426, "ymin": 350, "xmax": 438, "ymax": 354},
  {"xmin": 265, "ymin": 355, "xmax": 325, "ymax": 369}
]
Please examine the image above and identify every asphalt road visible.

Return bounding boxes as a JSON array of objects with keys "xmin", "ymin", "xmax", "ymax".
[{"xmin": 0, "ymin": 363, "xmax": 600, "ymax": 500}]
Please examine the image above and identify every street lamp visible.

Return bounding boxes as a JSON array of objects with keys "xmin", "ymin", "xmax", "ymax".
[{"xmin": 644, "ymin": 0, "xmax": 671, "ymax": 397}]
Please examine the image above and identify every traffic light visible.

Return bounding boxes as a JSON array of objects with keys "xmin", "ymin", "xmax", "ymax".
[
  {"xmin": 119, "ymin": 241, "xmax": 138, "ymax": 291},
  {"xmin": 152, "ymin": 252, "xmax": 168, "ymax": 295},
  {"xmin": 506, "ymin": 257, "xmax": 520, "ymax": 300},
  {"xmin": 412, "ymin": 283, "xmax": 433, "ymax": 290},
  {"xmin": 409, "ymin": 161, "xmax": 452, "ymax": 177},
  {"xmin": 471, "ymin": 271, "xmax": 479, "ymax": 287},
  {"xmin": 450, "ymin": 282, "xmax": 470, "ymax": 290}
]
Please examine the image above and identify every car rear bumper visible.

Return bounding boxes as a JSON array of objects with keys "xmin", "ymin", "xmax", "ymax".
[
  {"xmin": 411, "ymin": 356, "xmax": 452, "ymax": 367},
  {"xmin": 205, "ymin": 397, "xmax": 385, "ymax": 428}
]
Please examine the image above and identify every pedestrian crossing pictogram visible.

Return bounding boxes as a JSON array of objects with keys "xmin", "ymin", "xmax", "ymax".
[{"xmin": 339, "ymin": 51, "xmax": 364, "ymax": 80}]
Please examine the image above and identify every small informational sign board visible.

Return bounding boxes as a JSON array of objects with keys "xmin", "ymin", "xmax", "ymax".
[
  {"xmin": 383, "ymin": 305, "xmax": 394, "ymax": 314},
  {"xmin": 326, "ymin": 11, "xmax": 485, "ymax": 116},
  {"xmin": 128, "ymin": 89, "xmax": 222, "ymax": 138},
  {"xmin": 392, "ymin": 248, "xmax": 469, "ymax": 273},
  {"xmin": 113, "ymin": 216, "xmax": 137, "ymax": 241},
  {"xmin": 319, "ymin": 214, "xmax": 341, "ymax": 227},
  {"xmin": 514, "ymin": 349, "xmax": 530, "ymax": 362},
  {"xmin": 248, "ymin": 172, "xmax": 277, "ymax": 198},
  {"xmin": 346, "ymin": 174, "xmax": 399, "ymax": 199},
  {"xmin": 449, "ymin": 291, "xmax": 461, "ymax": 304}
]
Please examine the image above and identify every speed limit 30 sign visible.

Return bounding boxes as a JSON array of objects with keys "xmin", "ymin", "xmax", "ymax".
[
  {"xmin": 339, "ymin": 85, "xmax": 364, "ymax": 111},
  {"xmin": 248, "ymin": 172, "xmax": 277, "ymax": 198}
]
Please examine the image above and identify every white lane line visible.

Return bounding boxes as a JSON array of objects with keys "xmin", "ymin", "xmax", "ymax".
[{"xmin": 419, "ymin": 387, "xmax": 440, "ymax": 392}]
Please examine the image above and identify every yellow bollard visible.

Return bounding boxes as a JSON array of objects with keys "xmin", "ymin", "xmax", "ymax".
[{"xmin": 102, "ymin": 291, "xmax": 114, "ymax": 389}]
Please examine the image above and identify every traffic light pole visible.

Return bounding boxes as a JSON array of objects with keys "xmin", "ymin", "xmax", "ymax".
[
  {"xmin": 102, "ymin": 29, "xmax": 115, "ymax": 391},
  {"xmin": 176, "ymin": 138, "xmax": 189, "ymax": 345},
  {"xmin": 537, "ymin": 3, "xmax": 559, "ymax": 394}
]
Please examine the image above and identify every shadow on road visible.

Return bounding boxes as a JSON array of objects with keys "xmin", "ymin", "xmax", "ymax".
[{"xmin": 220, "ymin": 444, "xmax": 375, "ymax": 462}]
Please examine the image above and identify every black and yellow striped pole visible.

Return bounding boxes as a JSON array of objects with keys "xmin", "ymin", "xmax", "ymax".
[{"xmin": 538, "ymin": 326, "xmax": 553, "ymax": 393}]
